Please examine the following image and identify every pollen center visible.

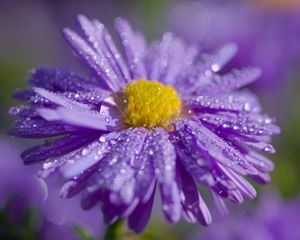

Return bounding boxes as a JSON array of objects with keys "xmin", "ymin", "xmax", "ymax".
[{"xmin": 123, "ymin": 79, "xmax": 181, "ymax": 129}]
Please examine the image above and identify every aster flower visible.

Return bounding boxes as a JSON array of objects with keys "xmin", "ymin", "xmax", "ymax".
[
  {"xmin": 0, "ymin": 138, "xmax": 46, "ymax": 217},
  {"xmin": 193, "ymin": 192, "xmax": 300, "ymax": 240},
  {"xmin": 9, "ymin": 15, "xmax": 280, "ymax": 233},
  {"xmin": 169, "ymin": 0, "xmax": 300, "ymax": 91},
  {"xmin": 0, "ymin": 138, "xmax": 101, "ymax": 240}
]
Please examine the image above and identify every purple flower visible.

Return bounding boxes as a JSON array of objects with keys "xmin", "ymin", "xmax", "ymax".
[
  {"xmin": 0, "ymin": 138, "xmax": 103, "ymax": 239},
  {"xmin": 193, "ymin": 192, "xmax": 300, "ymax": 240},
  {"xmin": 9, "ymin": 15, "xmax": 280, "ymax": 233},
  {"xmin": 169, "ymin": 1, "xmax": 300, "ymax": 91},
  {"xmin": 0, "ymin": 138, "xmax": 47, "ymax": 215}
]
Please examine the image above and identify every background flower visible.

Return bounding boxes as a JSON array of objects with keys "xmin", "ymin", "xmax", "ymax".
[
  {"xmin": 0, "ymin": 138, "xmax": 103, "ymax": 239},
  {"xmin": 192, "ymin": 191, "xmax": 300, "ymax": 240}
]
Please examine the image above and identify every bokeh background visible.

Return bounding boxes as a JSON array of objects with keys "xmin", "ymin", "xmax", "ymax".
[{"xmin": 1, "ymin": 0, "xmax": 300, "ymax": 239}]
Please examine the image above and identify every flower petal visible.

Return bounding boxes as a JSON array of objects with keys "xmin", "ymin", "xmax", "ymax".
[
  {"xmin": 63, "ymin": 28, "xmax": 121, "ymax": 91},
  {"xmin": 82, "ymin": 128, "xmax": 148, "ymax": 205},
  {"xmin": 198, "ymin": 67, "xmax": 261, "ymax": 94},
  {"xmin": 115, "ymin": 17, "xmax": 146, "ymax": 79},
  {"xmin": 34, "ymin": 87, "xmax": 91, "ymax": 110},
  {"xmin": 36, "ymin": 107, "xmax": 121, "ymax": 131},
  {"xmin": 186, "ymin": 91, "xmax": 261, "ymax": 113},
  {"xmin": 22, "ymin": 130, "xmax": 99, "ymax": 164},
  {"xmin": 177, "ymin": 161, "xmax": 212, "ymax": 225},
  {"xmin": 150, "ymin": 128, "xmax": 181, "ymax": 223},
  {"xmin": 77, "ymin": 15, "xmax": 128, "ymax": 86},
  {"xmin": 128, "ymin": 185, "xmax": 155, "ymax": 233}
]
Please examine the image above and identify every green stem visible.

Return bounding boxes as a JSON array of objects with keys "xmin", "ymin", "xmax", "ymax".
[{"xmin": 103, "ymin": 220, "xmax": 124, "ymax": 240}]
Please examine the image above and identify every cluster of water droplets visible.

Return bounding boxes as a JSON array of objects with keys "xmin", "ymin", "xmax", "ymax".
[
  {"xmin": 186, "ymin": 92, "xmax": 261, "ymax": 113},
  {"xmin": 199, "ymin": 112, "xmax": 277, "ymax": 136},
  {"xmin": 198, "ymin": 67, "xmax": 261, "ymax": 94}
]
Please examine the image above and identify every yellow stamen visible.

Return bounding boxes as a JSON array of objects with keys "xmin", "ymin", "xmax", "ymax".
[{"xmin": 123, "ymin": 79, "xmax": 181, "ymax": 130}]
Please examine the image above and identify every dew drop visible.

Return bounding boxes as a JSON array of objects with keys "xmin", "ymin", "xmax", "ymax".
[
  {"xmin": 211, "ymin": 63, "xmax": 220, "ymax": 72},
  {"xmin": 162, "ymin": 204, "xmax": 169, "ymax": 211},
  {"xmin": 243, "ymin": 103, "xmax": 251, "ymax": 111},
  {"xmin": 263, "ymin": 145, "xmax": 275, "ymax": 153},
  {"xmin": 81, "ymin": 148, "xmax": 90, "ymax": 156},
  {"xmin": 99, "ymin": 136, "xmax": 106, "ymax": 142}
]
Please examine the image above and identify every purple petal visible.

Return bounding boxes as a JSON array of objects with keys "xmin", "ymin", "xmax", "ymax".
[
  {"xmin": 200, "ymin": 43, "xmax": 238, "ymax": 73},
  {"xmin": 177, "ymin": 161, "xmax": 212, "ymax": 225},
  {"xmin": 198, "ymin": 67, "xmax": 261, "ymax": 94},
  {"xmin": 176, "ymin": 120, "xmax": 253, "ymax": 175},
  {"xmin": 249, "ymin": 172, "xmax": 271, "ymax": 184},
  {"xmin": 63, "ymin": 28, "xmax": 121, "ymax": 91},
  {"xmin": 27, "ymin": 67, "xmax": 98, "ymax": 92},
  {"xmin": 128, "ymin": 186, "xmax": 155, "ymax": 233},
  {"xmin": 22, "ymin": 130, "xmax": 99, "ymax": 164},
  {"xmin": 245, "ymin": 151, "xmax": 274, "ymax": 172},
  {"xmin": 185, "ymin": 91, "xmax": 262, "ymax": 113},
  {"xmin": 100, "ymin": 22, "xmax": 131, "ymax": 83},
  {"xmin": 9, "ymin": 107, "xmax": 76, "ymax": 138},
  {"xmin": 115, "ymin": 17, "xmax": 146, "ymax": 79},
  {"xmin": 77, "ymin": 15, "xmax": 127, "ymax": 86},
  {"xmin": 99, "ymin": 192, "xmax": 139, "ymax": 224},
  {"xmin": 34, "ymin": 87, "xmax": 91, "ymax": 110},
  {"xmin": 183, "ymin": 43, "xmax": 237, "ymax": 93},
  {"xmin": 150, "ymin": 128, "xmax": 181, "ymax": 223},
  {"xmin": 83, "ymin": 128, "xmax": 148, "ymax": 205},
  {"xmin": 36, "ymin": 107, "xmax": 121, "ymax": 131},
  {"xmin": 60, "ymin": 169, "xmax": 94, "ymax": 199},
  {"xmin": 60, "ymin": 133, "xmax": 118, "ymax": 179},
  {"xmin": 146, "ymin": 33, "xmax": 192, "ymax": 85},
  {"xmin": 218, "ymin": 164, "xmax": 257, "ymax": 199},
  {"xmin": 198, "ymin": 111, "xmax": 278, "ymax": 137},
  {"xmin": 211, "ymin": 190, "xmax": 229, "ymax": 217}
]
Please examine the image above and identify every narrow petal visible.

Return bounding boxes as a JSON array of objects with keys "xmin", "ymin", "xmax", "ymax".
[
  {"xmin": 36, "ymin": 107, "xmax": 121, "ymax": 131},
  {"xmin": 200, "ymin": 43, "xmax": 238, "ymax": 73},
  {"xmin": 146, "ymin": 33, "xmax": 192, "ymax": 85},
  {"xmin": 9, "ymin": 106, "xmax": 76, "ymax": 138},
  {"xmin": 198, "ymin": 67, "xmax": 261, "ymax": 94},
  {"xmin": 150, "ymin": 128, "xmax": 181, "ymax": 223},
  {"xmin": 186, "ymin": 91, "xmax": 261, "ymax": 113},
  {"xmin": 27, "ymin": 66, "xmax": 103, "ymax": 93},
  {"xmin": 218, "ymin": 164, "xmax": 257, "ymax": 199},
  {"xmin": 211, "ymin": 190, "xmax": 229, "ymax": 217},
  {"xmin": 197, "ymin": 112, "xmax": 277, "ymax": 137},
  {"xmin": 22, "ymin": 130, "xmax": 99, "ymax": 164},
  {"xmin": 115, "ymin": 17, "xmax": 146, "ymax": 79},
  {"xmin": 77, "ymin": 15, "xmax": 128, "ymax": 86},
  {"xmin": 177, "ymin": 161, "xmax": 212, "ymax": 225},
  {"xmin": 83, "ymin": 128, "xmax": 148, "ymax": 205},
  {"xmin": 63, "ymin": 28, "xmax": 121, "ymax": 91},
  {"xmin": 183, "ymin": 43, "xmax": 238, "ymax": 93},
  {"xmin": 245, "ymin": 151, "xmax": 275, "ymax": 172},
  {"xmin": 175, "ymin": 120, "xmax": 253, "ymax": 175},
  {"xmin": 128, "ymin": 186, "xmax": 155, "ymax": 233},
  {"xmin": 249, "ymin": 172, "xmax": 271, "ymax": 184},
  {"xmin": 34, "ymin": 87, "xmax": 91, "ymax": 110}
]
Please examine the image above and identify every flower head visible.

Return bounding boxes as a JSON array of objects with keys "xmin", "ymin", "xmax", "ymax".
[{"xmin": 9, "ymin": 15, "xmax": 280, "ymax": 233}]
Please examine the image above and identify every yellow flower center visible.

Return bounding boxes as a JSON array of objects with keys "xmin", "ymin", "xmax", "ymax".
[{"xmin": 123, "ymin": 79, "xmax": 181, "ymax": 130}]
